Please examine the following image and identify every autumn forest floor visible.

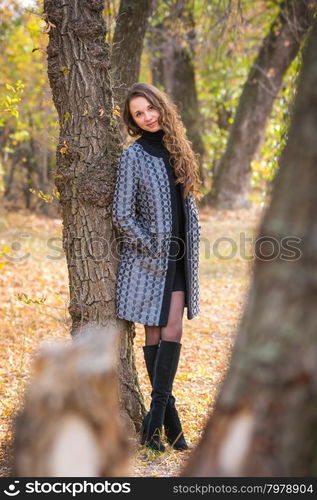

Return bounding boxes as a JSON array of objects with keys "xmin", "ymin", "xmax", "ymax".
[{"xmin": 0, "ymin": 201, "xmax": 265, "ymax": 477}]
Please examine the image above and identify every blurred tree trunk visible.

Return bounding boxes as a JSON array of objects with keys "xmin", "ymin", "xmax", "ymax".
[
  {"xmin": 2, "ymin": 157, "xmax": 16, "ymax": 200},
  {"xmin": 25, "ymin": 115, "xmax": 37, "ymax": 210},
  {"xmin": 13, "ymin": 327, "xmax": 130, "ymax": 477},
  {"xmin": 38, "ymin": 82, "xmax": 50, "ymax": 215},
  {"xmin": 43, "ymin": 0, "xmax": 145, "ymax": 433},
  {"xmin": 111, "ymin": 0, "xmax": 153, "ymax": 108},
  {"xmin": 207, "ymin": 0, "xmax": 315, "ymax": 209},
  {"xmin": 3, "ymin": 161, "xmax": 15, "ymax": 200},
  {"xmin": 1, "ymin": 125, "xmax": 15, "ymax": 200},
  {"xmin": 24, "ymin": 151, "xmax": 33, "ymax": 210},
  {"xmin": 150, "ymin": 0, "xmax": 205, "ymax": 185},
  {"xmin": 183, "ymin": 13, "xmax": 317, "ymax": 476}
]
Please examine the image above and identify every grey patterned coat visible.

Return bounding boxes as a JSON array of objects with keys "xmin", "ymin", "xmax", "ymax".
[{"xmin": 112, "ymin": 141, "xmax": 201, "ymax": 326}]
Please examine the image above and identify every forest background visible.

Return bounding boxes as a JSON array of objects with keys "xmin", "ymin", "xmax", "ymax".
[
  {"xmin": 0, "ymin": 0, "xmax": 315, "ymax": 478},
  {"xmin": 0, "ymin": 0, "xmax": 299, "ymax": 212}
]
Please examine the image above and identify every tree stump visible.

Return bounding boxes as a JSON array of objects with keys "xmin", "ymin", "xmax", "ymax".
[{"xmin": 13, "ymin": 321, "xmax": 133, "ymax": 477}]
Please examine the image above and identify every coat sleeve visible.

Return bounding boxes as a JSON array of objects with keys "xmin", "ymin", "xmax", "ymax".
[{"xmin": 112, "ymin": 148, "xmax": 158, "ymax": 257}]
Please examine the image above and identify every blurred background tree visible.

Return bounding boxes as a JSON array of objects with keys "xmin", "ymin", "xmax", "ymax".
[{"xmin": 0, "ymin": 0, "xmax": 59, "ymax": 213}]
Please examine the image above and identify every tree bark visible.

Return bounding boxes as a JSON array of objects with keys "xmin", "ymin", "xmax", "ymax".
[
  {"xmin": 1, "ymin": 125, "xmax": 15, "ymax": 200},
  {"xmin": 208, "ymin": 0, "xmax": 315, "ymax": 209},
  {"xmin": 38, "ymin": 82, "xmax": 50, "ymax": 215},
  {"xmin": 43, "ymin": 0, "xmax": 145, "ymax": 433},
  {"xmin": 13, "ymin": 325, "xmax": 131, "ymax": 477},
  {"xmin": 150, "ymin": 0, "xmax": 205, "ymax": 184},
  {"xmin": 183, "ymin": 11, "xmax": 317, "ymax": 477},
  {"xmin": 24, "ymin": 151, "xmax": 33, "ymax": 210},
  {"xmin": 25, "ymin": 121, "xmax": 37, "ymax": 210},
  {"xmin": 111, "ymin": 0, "xmax": 153, "ymax": 108},
  {"xmin": 3, "ymin": 159, "xmax": 15, "ymax": 200}
]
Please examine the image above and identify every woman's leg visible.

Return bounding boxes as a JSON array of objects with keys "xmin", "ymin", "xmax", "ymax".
[
  {"xmin": 144, "ymin": 325, "xmax": 161, "ymax": 346},
  {"xmin": 160, "ymin": 291, "xmax": 185, "ymax": 343},
  {"xmin": 158, "ymin": 291, "xmax": 188, "ymax": 449},
  {"xmin": 143, "ymin": 291, "xmax": 187, "ymax": 451},
  {"xmin": 141, "ymin": 326, "xmax": 160, "ymax": 446}
]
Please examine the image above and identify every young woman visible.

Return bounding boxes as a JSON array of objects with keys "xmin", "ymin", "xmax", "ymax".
[{"xmin": 112, "ymin": 82, "xmax": 202, "ymax": 452}]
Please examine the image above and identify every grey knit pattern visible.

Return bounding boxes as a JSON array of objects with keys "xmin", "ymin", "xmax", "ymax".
[{"xmin": 112, "ymin": 142, "xmax": 201, "ymax": 326}]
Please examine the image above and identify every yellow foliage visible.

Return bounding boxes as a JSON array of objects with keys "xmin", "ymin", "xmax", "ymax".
[{"xmin": 112, "ymin": 105, "xmax": 121, "ymax": 118}]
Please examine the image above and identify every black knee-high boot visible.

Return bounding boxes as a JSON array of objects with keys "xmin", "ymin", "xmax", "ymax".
[
  {"xmin": 140, "ymin": 344, "xmax": 188, "ymax": 450},
  {"xmin": 144, "ymin": 340, "xmax": 182, "ymax": 452},
  {"xmin": 139, "ymin": 344, "xmax": 158, "ymax": 446}
]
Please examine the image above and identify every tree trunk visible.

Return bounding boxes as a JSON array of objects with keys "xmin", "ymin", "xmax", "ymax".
[
  {"xmin": 2, "ymin": 125, "xmax": 15, "ymax": 200},
  {"xmin": 38, "ymin": 82, "xmax": 50, "ymax": 215},
  {"xmin": 150, "ymin": 0, "xmax": 205, "ymax": 184},
  {"xmin": 111, "ymin": 0, "xmax": 153, "ymax": 108},
  {"xmin": 43, "ymin": 0, "xmax": 145, "ymax": 433},
  {"xmin": 24, "ymin": 154, "xmax": 33, "ymax": 210},
  {"xmin": 208, "ymin": 0, "xmax": 315, "ymax": 209},
  {"xmin": 25, "ymin": 125, "xmax": 37, "ymax": 210},
  {"xmin": 3, "ymin": 159, "xmax": 15, "ymax": 199},
  {"xmin": 13, "ymin": 325, "xmax": 131, "ymax": 477},
  {"xmin": 183, "ymin": 11, "xmax": 317, "ymax": 477}
]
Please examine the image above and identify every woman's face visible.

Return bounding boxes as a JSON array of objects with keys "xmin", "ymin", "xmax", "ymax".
[{"xmin": 129, "ymin": 96, "xmax": 161, "ymax": 132}]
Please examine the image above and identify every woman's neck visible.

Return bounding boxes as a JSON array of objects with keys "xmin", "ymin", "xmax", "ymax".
[
  {"xmin": 140, "ymin": 128, "xmax": 165, "ymax": 143},
  {"xmin": 135, "ymin": 128, "xmax": 170, "ymax": 159}
]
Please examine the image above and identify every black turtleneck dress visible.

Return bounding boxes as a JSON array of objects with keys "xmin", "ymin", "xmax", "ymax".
[{"xmin": 136, "ymin": 129, "xmax": 187, "ymax": 304}]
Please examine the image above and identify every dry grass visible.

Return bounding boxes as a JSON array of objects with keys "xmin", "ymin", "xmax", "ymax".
[{"xmin": 0, "ymin": 203, "xmax": 264, "ymax": 477}]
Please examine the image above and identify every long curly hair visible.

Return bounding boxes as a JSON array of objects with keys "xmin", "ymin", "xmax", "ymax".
[{"xmin": 122, "ymin": 82, "xmax": 202, "ymax": 201}]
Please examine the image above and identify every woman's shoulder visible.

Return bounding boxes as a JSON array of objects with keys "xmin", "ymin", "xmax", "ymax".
[
  {"xmin": 118, "ymin": 142, "xmax": 147, "ymax": 178},
  {"xmin": 122, "ymin": 140, "xmax": 142, "ymax": 153},
  {"xmin": 120, "ymin": 141, "xmax": 163, "ymax": 164},
  {"xmin": 119, "ymin": 141, "xmax": 143, "ymax": 160}
]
